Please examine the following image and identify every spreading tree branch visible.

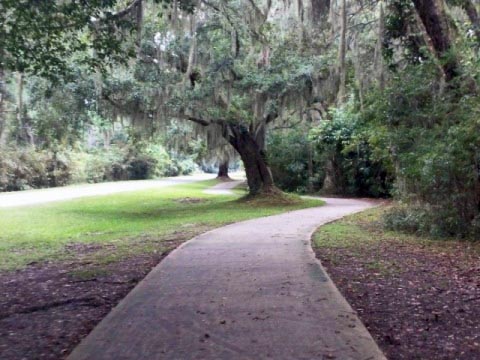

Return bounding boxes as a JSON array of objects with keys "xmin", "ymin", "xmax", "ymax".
[
  {"xmin": 183, "ymin": 115, "xmax": 211, "ymax": 126},
  {"xmin": 109, "ymin": 0, "xmax": 143, "ymax": 20}
]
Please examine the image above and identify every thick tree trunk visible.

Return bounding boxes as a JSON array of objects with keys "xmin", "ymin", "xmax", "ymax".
[
  {"xmin": 184, "ymin": 13, "xmax": 197, "ymax": 87},
  {"xmin": 374, "ymin": 2, "xmax": 385, "ymax": 91},
  {"xmin": 353, "ymin": 34, "xmax": 365, "ymax": 109},
  {"xmin": 337, "ymin": 0, "xmax": 347, "ymax": 104},
  {"xmin": 254, "ymin": 122, "xmax": 266, "ymax": 151},
  {"xmin": 17, "ymin": 72, "xmax": 23, "ymax": 132},
  {"xmin": 15, "ymin": 72, "xmax": 32, "ymax": 145},
  {"xmin": 134, "ymin": 0, "xmax": 143, "ymax": 55},
  {"xmin": 322, "ymin": 159, "xmax": 336, "ymax": 194},
  {"xmin": 227, "ymin": 125, "xmax": 276, "ymax": 195},
  {"xmin": 0, "ymin": 66, "xmax": 6, "ymax": 146},
  {"xmin": 463, "ymin": 0, "xmax": 480, "ymax": 42},
  {"xmin": 311, "ymin": 0, "xmax": 330, "ymax": 26},
  {"xmin": 217, "ymin": 160, "xmax": 230, "ymax": 179},
  {"xmin": 307, "ymin": 141, "xmax": 314, "ymax": 193},
  {"xmin": 412, "ymin": 0, "xmax": 460, "ymax": 81}
]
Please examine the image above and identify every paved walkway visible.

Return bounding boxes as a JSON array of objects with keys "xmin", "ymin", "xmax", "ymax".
[
  {"xmin": 69, "ymin": 197, "xmax": 385, "ymax": 360},
  {"xmin": 203, "ymin": 179, "xmax": 245, "ymax": 195},
  {"xmin": 0, "ymin": 173, "xmax": 216, "ymax": 208}
]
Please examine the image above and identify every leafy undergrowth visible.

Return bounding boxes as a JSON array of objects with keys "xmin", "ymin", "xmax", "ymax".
[
  {"xmin": 313, "ymin": 207, "xmax": 480, "ymax": 360},
  {"xmin": 0, "ymin": 179, "xmax": 322, "ymax": 270}
]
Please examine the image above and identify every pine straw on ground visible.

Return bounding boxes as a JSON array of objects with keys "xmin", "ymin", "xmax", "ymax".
[{"xmin": 313, "ymin": 207, "xmax": 480, "ymax": 360}]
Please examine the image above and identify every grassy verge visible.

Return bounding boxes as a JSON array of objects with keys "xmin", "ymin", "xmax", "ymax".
[
  {"xmin": 0, "ymin": 180, "xmax": 323, "ymax": 270},
  {"xmin": 313, "ymin": 206, "xmax": 480, "ymax": 256},
  {"xmin": 312, "ymin": 206, "xmax": 480, "ymax": 359}
]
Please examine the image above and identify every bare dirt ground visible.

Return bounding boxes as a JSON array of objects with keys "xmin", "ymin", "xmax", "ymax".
[
  {"xmin": 0, "ymin": 176, "xmax": 241, "ymax": 360},
  {"xmin": 68, "ymin": 198, "xmax": 384, "ymax": 360},
  {"xmin": 0, "ymin": 238, "xmax": 187, "ymax": 360},
  {"xmin": 1, "ymin": 197, "xmax": 384, "ymax": 360},
  {"xmin": 314, "ymin": 214, "xmax": 480, "ymax": 360}
]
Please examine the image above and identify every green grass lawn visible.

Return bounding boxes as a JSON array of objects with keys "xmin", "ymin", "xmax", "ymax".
[
  {"xmin": 0, "ymin": 180, "xmax": 324, "ymax": 270},
  {"xmin": 312, "ymin": 207, "xmax": 480, "ymax": 360},
  {"xmin": 313, "ymin": 206, "xmax": 480, "ymax": 257},
  {"xmin": 313, "ymin": 208, "xmax": 383, "ymax": 249}
]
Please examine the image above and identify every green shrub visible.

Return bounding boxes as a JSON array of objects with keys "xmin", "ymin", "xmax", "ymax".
[
  {"xmin": 383, "ymin": 205, "xmax": 427, "ymax": 234},
  {"xmin": 138, "ymin": 142, "xmax": 172, "ymax": 177},
  {"xmin": 82, "ymin": 147, "xmax": 126, "ymax": 183},
  {"xmin": 365, "ymin": 63, "xmax": 480, "ymax": 238},
  {"xmin": 45, "ymin": 151, "xmax": 72, "ymax": 187},
  {"xmin": 0, "ymin": 142, "xmax": 196, "ymax": 192},
  {"xmin": 127, "ymin": 156, "xmax": 155, "ymax": 179},
  {"xmin": 267, "ymin": 129, "xmax": 322, "ymax": 193},
  {"xmin": 169, "ymin": 155, "xmax": 197, "ymax": 176},
  {"xmin": 384, "ymin": 204, "xmax": 478, "ymax": 239},
  {"xmin": 310, "ymin": 103, "xmax": 393, "ymax": 198},
  {"xmin": 0, "ymin": 148, "xmax": 73, "ymax": 191}
]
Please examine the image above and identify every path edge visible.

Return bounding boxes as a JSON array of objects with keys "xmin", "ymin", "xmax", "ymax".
[
  {"xmin": 68, "ymin": 199, "xmax": 387, "ymax": 359},
  {"xmin": 304, "ymin": 199, "xmax": 386, "ymax": 359}
]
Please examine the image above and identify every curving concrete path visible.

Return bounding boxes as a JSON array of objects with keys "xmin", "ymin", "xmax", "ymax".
[
  {"xmin": 203, "ymin": 179, "xmax": 245, "ymax": 195},
  {"xmin": 69, "ymin": 197, "xmax": 385, "ymax": 360},
  {"xmin": 0, "ymin": 173, "xmax": 216, "ymax": 208}
]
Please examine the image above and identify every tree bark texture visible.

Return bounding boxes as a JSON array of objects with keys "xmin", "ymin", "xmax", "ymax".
[
  {"xmin": 0, "ymin": 66, "xmax": 6, "ymax": 146},
  {"xmin": 217, "ymin": 160, "xmax": 230, "ymax": 179},
  {"xmin": 311, "ymin": 0, "xmax": 330, "ymax": 25},
  {"xmin": 227, "ymin": 124, "xmax": 275, "ymax": 195},
  {"xmin": 307, "ymin": 141, "xmax": 314, "ymax": 193},
  {"xmin": 463, "ymin": 0, "xmax": 480, "ymax": 42},
  {"xmin": 322, "ymin": 159, "xmax": 337, "ymax": 194},
  {"xmin": 374, "ymin": 2, "xmax": 385, "ymax": 91},
  {"xmin": 337, "ymin": 0, "xmax": 347, "ymax": 104},
  {"xmin": 185, "ymin": 14, "xmax": 197, "ymax": 87},
  {"xmin": 353, "ymin": 34, "xmax": 365, "ymax": 109},
  {"xmin": 135, "ymin": 0, "xmax": 144, "ymax": 53},
  {"xmin": 412, "ymin": 0, "xmax": 460, "ymax": 81}
]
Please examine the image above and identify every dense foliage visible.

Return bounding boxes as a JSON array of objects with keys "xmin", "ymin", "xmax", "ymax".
[
  {"xmin": 267, "ymin": 129, "xmax": 322, "ymax": 193},
  {"xmin": 311, "ymin": 104, "xmax": 393, "ymax": 198},
  {"xmin": 2, "ymin": 0, "xmax": 480, "ymax": 237},
  {"xmin": 0, "ymin": 142, "xmax": 196, "ymax": 192},
  {"xmin": 366, "ymin": 63, "xmax": 480, "ymax": 237}
]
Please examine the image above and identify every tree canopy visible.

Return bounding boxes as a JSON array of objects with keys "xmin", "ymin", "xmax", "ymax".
[{"xmin": 2, "ymin": 0, "xmax": 480, "ymax": 236}]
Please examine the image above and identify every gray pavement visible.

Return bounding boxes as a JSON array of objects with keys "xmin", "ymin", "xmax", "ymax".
[
  {"xmin": 0, "ymin": 173, "xmax": 215, "ymax": 208},
  {"xmin": 68, "ymin": 197, "xmax": 386, "ymax": 360},
  {"xmin": 203, "ymin": 180, "xmax": 245, "ymax": 195}
]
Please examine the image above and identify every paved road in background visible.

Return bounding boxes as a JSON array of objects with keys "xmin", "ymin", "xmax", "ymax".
[
  {"xmin": 203, "ymin": 179, "xmax": 244, "ymax": 195},
  {"xmin": 0, "ymin": 173, "xmax": 216, "ymax": 208}
]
